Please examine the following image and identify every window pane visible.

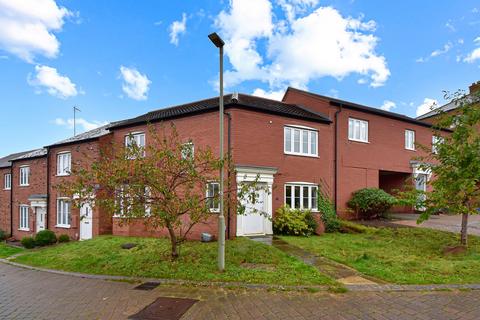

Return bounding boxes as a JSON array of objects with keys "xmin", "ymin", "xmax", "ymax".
[
  {"xmin": 302, "ymin": 186, "xmax": 309, "ymax": 209},
  {"xmin": 293, "ymin": 130, "xmax": 300, "ymax": 153},
  {"xmin": 310, "ymin": 132, "xmax": 317, "ymax": 155},
  {"xmin": 302, "ymin": 131, "xmax": 308, "ymax": 154},
  {"xmin": 348, "ymin": 119, "xmax": 353, "ymax": 139},
  {"xmin": 284, "ymin": 128, "xmax": 291, "ymax": 152},
  {"xmin": 285, "ymin": 186, "xmax": 292, "ymax": 207},
  {"xmin": 294, "ymin": 186, "xmax": 301, "ymax": 209},
  {"xmin": 311, "ymin": 187, "xmax": 318, "ymax": 210},
  {"xmin": 354, "ymin": 120, "xmax": 360, "ymax": 140},
  {"xmin": 360, "ymin": 122, "xmax": 367, "ymax": 141}
]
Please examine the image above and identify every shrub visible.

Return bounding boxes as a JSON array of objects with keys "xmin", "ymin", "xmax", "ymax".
[
  {"xmin": 347, "ymin": 188, "xmax": 397, "ymax": 219},
  {"xmin": 273, "ymin": 205, "xmax": 316, "ymax": 236},
  {"xmin": 317, "ymin": 190, "xmax": 340, "ymax": 232},
  {"xmin": 58, "ymin": 234, "xmax": 70, "ymax": 243},
  {"xmin": 34, "ymin": 230, "xmax": 57, "ymax": 246},
  {"xmin": 21, "ymin": 236, "xmax": 36, "ymax": 249},
  {"xmin": 0, "ymin": 229, "xmax": 7, "ymax": 241}
]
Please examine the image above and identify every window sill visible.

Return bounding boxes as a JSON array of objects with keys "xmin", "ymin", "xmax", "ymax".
[
  {"xmin": 348, "ymin": 139, "xmax": 369, "ymax": 144},
  {"xmin": 3, "ymin": 188, "xmax": 11, "ymax": 191},
  {"xmin": 56, "ymin": 174, "xmax": 71, "ymax": 177},
  {"xmin": 284, "ymin": 152, "xmax": 319, "ymax": 158},
  {"xmin": 18, "ymin": 228, "xmax": 30, "ymax": 232},
  {"xmin": 405, "ymin": 148, "xmax": 416, "ymax": 151},
  {"xmin": 55, "ymin": 225, "xmax": 71, "ymax": 229},
  {"xmin": 19, "ymin": 184, "xmax": 30, "ymax": 187}
]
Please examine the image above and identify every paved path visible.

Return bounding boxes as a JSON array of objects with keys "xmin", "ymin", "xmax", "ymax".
[
  {"xmin": 390, "ymin": 213, "xmax": 480, "ymax": 236},
  {"xmin": 2, "ymin": 262, "xmax": 480, "ymax": 319}
]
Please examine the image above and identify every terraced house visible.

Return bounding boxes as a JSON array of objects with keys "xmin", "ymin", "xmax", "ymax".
[{"xmin": 0, "ymin": 88, "xmax": 447, "ymax": 241}]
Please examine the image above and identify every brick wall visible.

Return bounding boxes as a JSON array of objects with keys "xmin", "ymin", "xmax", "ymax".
[{"xmin": 0, "ymin": 167, "xmax": 11, "ymax": 234}]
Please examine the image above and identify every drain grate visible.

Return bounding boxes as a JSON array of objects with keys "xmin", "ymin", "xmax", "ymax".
[
  {"xmin": 129, "ymin": 297, "xmax": 198, "ymax": 320},
  {"xmin": 134, "ymin": 282, "xmax": 161, "ymax": 291}
]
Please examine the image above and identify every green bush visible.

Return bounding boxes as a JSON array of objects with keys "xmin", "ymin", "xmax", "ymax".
[
  {"xmin": 347, "ymin": 188, "xmax": 397, "ymax": 219},
  {"xmin": 317, "ymin": 190, "xmax": 340, "ymax": 232},
  {"xmin": 273, "ymin": 205, "xmax": 316, "ymax": 236},
  {"xmin": 21, "ymin": 236, "xmax": 36, "ymax": 249},
  {"xmin": 34, "ymin": 230, "xmax": 57, "ymax": 246},
  {"xmin": 58, "ymin": 234, "xmax": 70, "ymax": 243},
  {"xmin": 0, "ymin": 229, "xmax": 7, "ymax": 241}
]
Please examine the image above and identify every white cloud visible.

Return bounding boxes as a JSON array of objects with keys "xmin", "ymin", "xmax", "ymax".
[
  {"xmin": 463, "ymin": 37, "xmax": 480, "ymax": 63},
  {"xmin": 416, "ymin": 98, "xmax": 439, "ymax": 117},
  {"xmin": 430, "ymin": 42, "xmax": 452, "ymax": 57},
  {"xmin": 380, "ymin": 100, "xmax": 396, "ymax": 111},
  {"xmin": 169, "ymin": 13, "xmax": 187, "ymax": 46},
  {"xmin": 28, "ymin": 65, "xmax": 78, "ymax": 99},
  {"xmin": 278, "ymin": 0, "xmax": 319, "ymax": 22},
  {"xmin": 215, "ymin": 1, "xmax": 389, "ymax": 91},
  {"xmin": 119, "ymin": 66, "xmax": 151, "ymax": 101},
  {"xmin": 252, "ymin": 88, "xmax": 285, "ymax": 100},
  {"xmin": 445, "ymin": 21, "xmax": 456, "ymax": 32},
  {"xmin": 0, "ymin": 0, "xmax": 72, "ymax": 62},
  {"xmin": 54, "ymin": 118, "xmax": 108, "ymax": 132}
]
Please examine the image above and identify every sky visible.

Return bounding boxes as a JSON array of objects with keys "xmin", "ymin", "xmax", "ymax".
[{"xmin": 0, "ymin": 0, "xmax": 479, "ymax": 156}]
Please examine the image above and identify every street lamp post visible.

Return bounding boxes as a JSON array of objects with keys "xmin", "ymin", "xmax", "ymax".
[{"xmin": 208, "ymin": 32, "xmax": 226, "ymax": 271}]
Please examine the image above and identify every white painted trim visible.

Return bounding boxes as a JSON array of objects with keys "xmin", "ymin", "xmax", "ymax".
[
  {"xmin": 30, "ymin": 200, "xmax": 47, "ymax": 208},
  {"xmin": 55, "ymin": 225, "xmax": 71, "ymax": 229}
]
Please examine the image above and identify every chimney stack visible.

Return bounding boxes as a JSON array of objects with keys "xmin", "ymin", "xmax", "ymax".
[{"xmin": 469, "ymin": 81, "xmax": 480, "ymax": 94}]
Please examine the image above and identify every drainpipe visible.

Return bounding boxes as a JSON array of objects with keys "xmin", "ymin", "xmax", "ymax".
[
  {"xmin": 333, "ymin": 105, "xmax": 343, "ymax": 212},
  {"xmin": 9, "ymin": 167, "xmax": 13, "ymax": 237},
  {"xmin": 46, "ymin": 148, "xmax": 50, "ymax": 230},
  {"xmin": 225, "ymin": 111, "xmax": 232, "ymax": 239}
]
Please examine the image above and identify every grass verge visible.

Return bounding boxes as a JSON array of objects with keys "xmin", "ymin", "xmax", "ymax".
[
  {"xmin": 0, "ymin": 243, "xmax": 24, "ymax": 258},
  {"xmin": 13, "ymin": 236, "xmax": 334, "ymax": 286},
  {"xmin": 281, "ymin": 224, "xmax": 480, "ymax": 284}
]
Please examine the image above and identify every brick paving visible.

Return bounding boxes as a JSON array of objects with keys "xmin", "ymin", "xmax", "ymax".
[{"xmin": 2, "ymin": 263, "xmax": 480, "ymax": 319}]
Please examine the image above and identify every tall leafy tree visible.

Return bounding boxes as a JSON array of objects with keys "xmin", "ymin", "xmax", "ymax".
[
  {"xmin": 413, "ymin": 90, "xmax": 480, "ymax": 246},
  {"xmin": 58, "ymin": 125, "xmax": 263, "ymax": 258}
]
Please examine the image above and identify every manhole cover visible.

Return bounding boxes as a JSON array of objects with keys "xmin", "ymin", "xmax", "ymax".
[
  {"xmin": 129, "ymin": 297, "xmax": 198, "ymax": 320},
  {"xmin": 134, "ymin": 282, "xmax": 161, "ymax": 291}
]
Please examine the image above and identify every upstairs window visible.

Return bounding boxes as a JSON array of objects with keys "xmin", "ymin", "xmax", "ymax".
[
  {"xmin": 348, "ymin": 118, "xmax": 369, "ymax": 143},
  {"xmin": 284, "ymin": 126, "xmax": 318, "ymax": 157},
  {"xmin": 181, "ymin": 142, "xmax": 195, "ymax": 160},
  {"xmin": 4, "ymin": 173, "xmax": 11, "ymax": 190},
  {"xmin": 285, "ymin": 184, "xmax": 318, "ymax": 211},
  {"xmin": 19, "ymin": 205, "xmax": 29, "ymax": 230},
  {"xmin": 19, "ymin": 166, "xmax": 29, "ymax": 186},
  {"xmin": 432, "ymin": 135, "xmax": 444, "ymax": 154},
  {"xmin": 206, "ymin": 182, "xmax": 220, "ymax": 212},
  {"xmin": 125, "ymin": 132, "xmax": 146, "ymax": 159},
  {"xmin": 57, "ymin": 199, "xmax": 71, "ymax": 228},
  {"xmin": 405, "ymin": 130, "xmax": 415, "ymax": 150},
  {"xmin": 57, "ymin": 152, "xmax": 71, "ymax": 176}
]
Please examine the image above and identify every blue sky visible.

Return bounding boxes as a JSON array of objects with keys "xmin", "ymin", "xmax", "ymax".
[{"xmin": 0, "ymin": 0, "xmax": 479, "ymax": 156}]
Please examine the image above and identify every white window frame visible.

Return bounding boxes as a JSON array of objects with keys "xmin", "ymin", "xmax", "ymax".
[
  {"xmin": 405, "ymin": 129, "xmax": 415, "ymax": 151},
  {"xmin": 432, "ymin": 135, "xmax": 443, "ymax": 154},
  {"xmin": 56, "ymin": 152, "xmax": 72, "ymax": 176},
  {"xmin": 284, "ymin": 183, "xmax": 319, "ymax": 211},
  {"xmin": 348, "ymin": 118, "xmax": 369, "ymax": 143},
  {"xmin": 125, "ymin": 132, "xmax": 146, "ymax": 159},
  {"xmin": 56, "ymin": 198, "xmax": 71, "ymax": 228},
  {"xmin": 181, "ymin": 142, "xmax": 195, "ymax": 160},
  {"xmin": 115, "ymin": 185, "xmax": 151, "ymax": 217},
  {"xmin": 19, "ymin": 166, "xmax": 29, "ymax": 186},
  {"xmin": 283, "ymin": 125, "xmax": 318, "ymax": 157},
  {"xmin": 4, "ymin": 173, "xmax": 11, "ymax": 190},
  {"xmin": 206, "ymin": 182, "xmax": 220, "ymax": 213},
  {"xmin": 19, "ymin": 205, "xmax": 29, "ymax": 231}
]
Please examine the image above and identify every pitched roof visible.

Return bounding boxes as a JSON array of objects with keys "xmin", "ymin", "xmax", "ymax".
[
  {"xmin": 47, "ymin": 124, "xmax": 112, "ymax": 147},
  {"xmin": 416, "ymin": 94, "xmax": 479, "ymax": 120},
  {"xmin": 285, "ymin": 87, "xmax": 443, "ymax": 129},
  {"xmin": 109, "ymin": 93, "xmax": 332, "ymax": 130},
  {"xmin": 0, "ymin": 150, "xmax": 32, "ymax": 168},
  {"xmin": 12, "ymin": 148, "xmax": 47, "ymax": 161}
]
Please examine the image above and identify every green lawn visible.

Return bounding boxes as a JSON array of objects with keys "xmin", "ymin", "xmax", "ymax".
[
  {"xmin": 281, "ymin": 225, "xmax": 480, "ymax": 284},
  {"xmin": 0, "ymin": 243, "xmax": 24, "ymax": 258},
  {"xmin": 13, "ymin": 236, "xmax": 334, "ymax": 286}
]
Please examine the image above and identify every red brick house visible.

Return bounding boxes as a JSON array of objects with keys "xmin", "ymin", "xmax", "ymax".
[{"xmin": 0, "ymin": 89, "xmax": 448, "ymax": 240}]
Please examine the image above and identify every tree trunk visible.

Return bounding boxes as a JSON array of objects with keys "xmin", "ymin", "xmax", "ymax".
[
  {"xmin": 460, "ymin": 212, "xmax": 469, "ymax": 246},
  {"xmin": 167, "ymin": 227, "xmax": 179, "ymax": 259}
]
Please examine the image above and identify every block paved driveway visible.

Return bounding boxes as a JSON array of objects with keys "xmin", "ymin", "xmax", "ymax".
[
  {"xmin": 390, "ymin": 213, "xmax": 480, "ymax": 236},
  {"xmin": 1, "ymin": 262, "xmax": 480, "ymax": 320}
]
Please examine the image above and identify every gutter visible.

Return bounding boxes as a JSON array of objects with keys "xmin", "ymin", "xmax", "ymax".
[
  {"xmin": 46, "ymin": 148, "xmax": 50, "ymax": 230},
  {"xmin": 9, "ymin": 166, "xmax": 13, "ymax": 237}
]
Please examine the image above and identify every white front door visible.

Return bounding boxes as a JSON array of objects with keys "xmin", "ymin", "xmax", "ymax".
[
  {"xmin": 237, "ymin": 183, "xmax": 273, "ymax": 236},
  {"xmin": 80, "ymin": 203, "xmax": 93, "ymax": 240},
  {"xmin": 36, "ymin": 207, "xmax": 46, "ymax": 233}
]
